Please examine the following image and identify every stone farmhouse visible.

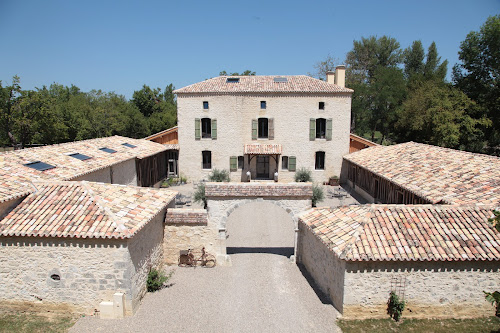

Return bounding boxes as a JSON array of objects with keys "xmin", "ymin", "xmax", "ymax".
[
  {"xmin": 173, "ymin": 67, "xmax": 353, "ymax": 183},
  {"xmin": 297, "ymin": 143, "xmax": 500, "ymax": 318}
]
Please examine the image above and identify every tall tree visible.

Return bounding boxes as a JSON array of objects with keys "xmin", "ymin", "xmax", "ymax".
[
  {"xmin": 309, "ymin": 55, "xmax": 339, "ymax": 80},
  {"xmin": 0, "ymin": 76, "xmax": 22, "ymax": 146},
  {"xmin": 423, "ymin": 42, "xmax": 448, "ymax": 81},
  {"xmin": 453, "ymin": 15, "xmax": 500, "ymax": 155},
  {"xmin": 403, "ymin": 40, "xmax": 425, "ymax": 81}
]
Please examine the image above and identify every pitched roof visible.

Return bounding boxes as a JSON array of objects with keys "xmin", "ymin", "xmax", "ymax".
[
  {"xmin": 0, "ymin": 136, "xmax": 167, "ymax": 203},
  {"xmin": 0, "ymin": 181, "xmax": 176, "ymax": 239},
  {"xmin": 174, "ymin": 76, "xmax": 353, "ymax": 94},
  {"xmin": 344, "ymin": 142, "xmax": 500, "ymax": 205},
  {"xmin": 300, "ymin": 205, "xmax": 500, "ymax": 262}
]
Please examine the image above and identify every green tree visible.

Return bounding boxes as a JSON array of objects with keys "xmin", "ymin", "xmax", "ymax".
[
  {"xmin": 309, "ymin": 54, "xmax": 339, "ymax": 80},
  {"xmin": 453, "ymin": 15, "xmax": 500, "ymax": 155},
  {"xmin": 219, "ymin": 70, "xmax": 256, "ymax": 76},
  {"xmin": 423, "ymin": 42, "xmax": 448, "ymax": 82},
  {"xmin": 403, "ymin": 40, "xmax": 425, "ymax": 81},
  {"xmin": 0, "ymin": 76, "xmax": 22, "ymax": 146},
  {"xmin": 395, "ymin": 81, "xmax": 490, "ymax": 149}
]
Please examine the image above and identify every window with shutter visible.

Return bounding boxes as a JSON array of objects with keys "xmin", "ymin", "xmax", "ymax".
[
  {"xmin": 195, "ymin": 118, "xmax": 201, "ymax": 140},
  {"xmin": 230, "ymin": 156, "xmax": 237, "ymax": 171},
  {"xmin": 282, "ymin": 156, "xmax": 288, "ymax": 170},
  {"xmin": 211, "ymin": 119, "xmax": 217, "ymax": 140},
  {"xmin": 201, "ymin": 118, "xmax": 211, "ymax": 138},
  {"xmin": 238, "ymin": 156, "xmax": 244, "ymax": 169},
  {"xmin": 316, "ymin": 118, "xmax": 326, "ymax": 139},
  {"xmin": 288, "ymin": 156, "xmax": 296, "ymax": 171},
  {"xmin": 268, "ymin": 118, "xmax": 274, "ymax": 140},
  {"xmin": 326, "ymin": 118, "xmax": 332, "ymax": 141},
  {"xmin": 258, "ymin": 118, "xmax": 268, "ymax": 138},
  {"xmin": 252, "ymin": 119, "xmax": 257, "ymax": 140},
  {"xmin": 309, "ymin": 118, "xmax": 316, "ymax": 141}
]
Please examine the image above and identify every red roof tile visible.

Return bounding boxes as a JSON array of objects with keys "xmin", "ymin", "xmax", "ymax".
[
  {"xmin": 244, "ymin": 144, "xmax": 282, "ymax": 155},
  {"xmin": 0, "ymin": 181, "xmax": 177, "ymax": 239},
  {"xmin": 174, "ymin": 76, "xmax": 353, "ymax": 94},
  {"xmin": 300, "ymin": 205, "xmax": 500, "ymax": 261}
]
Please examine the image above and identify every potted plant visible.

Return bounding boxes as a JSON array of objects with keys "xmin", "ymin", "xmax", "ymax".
[{"xmin": 329, "ymin": 175, "xmax": 339, "ymax": 186}]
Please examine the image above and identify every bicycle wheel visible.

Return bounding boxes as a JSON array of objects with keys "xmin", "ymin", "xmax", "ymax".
[{"xmin": 203, "ymin": 254, "xmax": 216, "ymax": 268}]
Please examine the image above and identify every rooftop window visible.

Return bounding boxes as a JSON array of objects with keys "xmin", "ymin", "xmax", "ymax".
[
  {"xmin": 99, "ymin": 147, "xmax": 116, "ymax": 154},
  {"xmin": 69, "ymin": 153, "xmax": 92, "ymax": 161},
  {"xmin": 226, "ymin": 78, "xmax": 240, "ymax": 83},
  {"xmin": 122, "ymin": 143, "xmax": 137, "ymax": 148},
  {"xmin": 274, "ymin": 77, "xmax": 288, "ymax": 83},
  {"xmin": 24, "ymin": 161, "xmax": 55, "ymax": 171}
]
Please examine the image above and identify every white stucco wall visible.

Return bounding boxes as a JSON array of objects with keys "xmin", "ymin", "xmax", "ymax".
[
  {"xmin": 71, "ymin": 167, "xmax": 112, "ymax": 183},
  {"xmin": 177, "ymin": 93, "xmax": 351, "ymax": 183},
  {"xmin": 111, "ymin": 159, "xmax": 138, "ymax": 186}
]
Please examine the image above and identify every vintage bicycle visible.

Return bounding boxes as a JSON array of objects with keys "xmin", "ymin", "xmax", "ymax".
[{"xmin": 178, "ymin": 246, "xmax": 216, "ymax": 268}]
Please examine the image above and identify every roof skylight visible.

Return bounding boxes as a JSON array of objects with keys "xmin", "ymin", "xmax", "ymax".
[
  {"xmin": 226, "ymin": 78, "xmax": 240, "ymax": 83},
  {"xmin": 69, "ymin": 153, "xmax": 92, "ymax": 161},
  {"xmin": 122, "ymin": 143, "xmax": 137, "ymax": 148},
  {"xmin": 24, "ymin": 161, "xmax": 56, "ymax": 171},
  {"xmin": 99, "ymin": 147, "xmax": 116, "ymax": 154},
  {"xmin": 274, "ymin": 77, "xmax": 288, "ymax": 83}
]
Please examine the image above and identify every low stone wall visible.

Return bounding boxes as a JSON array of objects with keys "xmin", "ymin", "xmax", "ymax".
[
  {"xmin": 163, "ymin": 208, "xmax": 217, "ymax": 265},
  {"xmin": 343, "ymin": 260, "xmax": 500, "ymax": 319},
  {"xmin": 205, "ymin": 182, "xmax": 313, "ymax": 198}
]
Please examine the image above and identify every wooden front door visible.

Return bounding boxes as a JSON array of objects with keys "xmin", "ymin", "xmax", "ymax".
[{"xmin": 256, "ymin": 156, "xmax": 269, "ymax": 179}]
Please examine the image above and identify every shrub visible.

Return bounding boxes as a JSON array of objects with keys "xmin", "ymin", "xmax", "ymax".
[
  {"xmin": 484, "ymin": 291, "xmax": 500, "ymax": 317},
  {"xmin": 193, "ymin": 183, "xmax": 207, "ymax": 208},
  {"xmin": 147, "ymin": 268, "xmax": 174, "ymax": 292},
  {"xmin": 295, "ymin": 168, "xmax": 312, "ymax": 182},
  {"xmin": 208, "ymin": 168, "xmax": 230, "ymax": 182},
  {"xmin": 387, "ymin": 291, "xmax": 405, "ymax": 321},
  {"xmin": 312, "ymin": 183, "xmax": 324, "ymax": 207}
]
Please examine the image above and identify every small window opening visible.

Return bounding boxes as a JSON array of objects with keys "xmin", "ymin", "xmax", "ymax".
[
  {"xmin": 261, "ymin": 101, "xmax": 266, "ymax": 109},
  {"xmin": 258, "ymin": 118, "xmax": 268, "ymax": 138},
  {"xmin": 227, "ymin": 78, "xmax": 240, "ymax": 83},
  {"xmin": 50, "ymin": 274, "xmax": 61, "ymax": 281},
  {"xmin": 99, "ymin": 147, "xmax": 116, "ymax": 154},
  {"xmin": 201, "ymin": 118, "xmax": 212, "ymax": 138},
  {"xmin": 202, "ymin": 151, "xmax": 212, "ymax": 169},
  {"xmin": 69, "ymin": 153, "xmax": 91, "ymax": 161},
  {"xmin": 315, "ymin": 151, "xmax": 325, "ymax": 170},
  {"xmin": 203, "ymin": 101, "xmax": 209, "ymax": 109},
  {"xmin": 238, "ymin": 156, "xmax": 244, "ymax": 169},
  {"xmin": 282, "ymin": 156, "xmax": 288, "ymax": 170},
  {"xmin": 274, "ymin": 77, "xmax": 288, "ymax": 82},
  {"xmin": 316, "ymin": 118, "xmax": 326, "ymax": 139},
  {"xmin": 24, "ymin": 161, "xmax": 56, "ymax": 171},
  {"xmin": 319, "ymin": 102, "xmax": 325, "ymax": 110},
  {"xmin": 122, "ymin": 143, "xmax": 137, "ymax": 148}
]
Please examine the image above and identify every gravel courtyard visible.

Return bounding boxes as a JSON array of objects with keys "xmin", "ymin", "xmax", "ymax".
[{"xmin": 70, "ymin": 201, "xmax": 340, "ymax": 333}]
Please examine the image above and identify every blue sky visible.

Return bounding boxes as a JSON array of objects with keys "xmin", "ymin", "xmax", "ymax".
[{"xmin": 0, "ymin": 0, "xmax": 498, "ymax": 99}]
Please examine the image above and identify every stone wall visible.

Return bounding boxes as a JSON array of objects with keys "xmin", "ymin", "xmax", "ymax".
[
  {"xmin": 297, "ymin": 221, "xmax": 346, "ymax": 312},
  {"xmin": 163, "ymin": 208, "xmax": 217, "ymax": 265},
  {"xmin": 343, "ymin": 260, "xmax": 500, "ymax": 319},
  {"xmin": 177, "ymin": 93, "xmax": 351, "ymax": 183},
  {"xmin": 126, "ymin": 207, "xmax": 168, "ymax": 314},
  {"xmin": 0, "ymin": 236, "xmax": 128, "ymax": 314}
]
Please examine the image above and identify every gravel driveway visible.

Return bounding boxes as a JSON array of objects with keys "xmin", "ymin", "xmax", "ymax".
[{"xmin": 70, "ymin": 201, "xmax": 340, "ymax": 333}]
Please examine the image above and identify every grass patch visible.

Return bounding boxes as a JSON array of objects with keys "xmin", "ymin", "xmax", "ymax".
[
  {"xmin": 0, "ymin": 313, "xmax": 77, "ymax": 333},
  {"xmin": 338, "ymin": 316, "xmax": 500, "ymax": 333}
]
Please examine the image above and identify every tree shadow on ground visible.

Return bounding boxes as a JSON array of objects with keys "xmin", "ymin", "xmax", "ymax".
[
  {"xmin": 297, "ymin": 263, "xmax": 332, "ymax": 305},
  {"xmin": 226, "ymin": 247, "xmax": 294, "ymax": 258}
]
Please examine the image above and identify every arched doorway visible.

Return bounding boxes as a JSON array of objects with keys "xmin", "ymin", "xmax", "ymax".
[{"xmin": 226, "ymin": 201, "xmax": 295, "ymax": 258}]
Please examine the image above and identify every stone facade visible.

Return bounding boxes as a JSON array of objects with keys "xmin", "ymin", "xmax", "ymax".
[
  {"xmin": 297, "ymin": 222, "xmax": 500, "ymax": 319},
  {"xmin": 177, "ymin": 93, "xmax": 351, "ymax": 183},
  {"xmin": 163, "ymin": 209, "xmax": 217, "ymax": 265},
  {"xmin": 0, "ymin": 206, "xmax": 170, "ymax": 315}
]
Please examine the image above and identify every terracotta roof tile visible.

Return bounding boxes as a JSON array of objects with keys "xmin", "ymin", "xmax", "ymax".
[
  {"xmin": 344, "ymin": 142, "xmax": 500, "ymax": 205},
  {"xmin": 0, "ymin": 181, "xmax": 177, "ymax": 239},
  {"xmin": 244, "ymin": 144, "xmax": 282, "ymax": 155},
  {"xmin": 174, "ymin": 76, "xmax": 353, "ymax": 94},
  {"xmin": 300, "ymin": 205, "xmax": 500, "ymax": 261},
  {"xmin": 0, "ymin": 136, "xmax": 167, "ymax": 203}
]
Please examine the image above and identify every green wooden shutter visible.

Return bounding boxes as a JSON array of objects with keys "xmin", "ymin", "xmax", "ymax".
[
  {"xmin": 230, "ymin": 156, "xmax": 237, "ymax": 171},
  {"xmin": 326, "ymin": 118, "xmax": 332, "ymax": 141},
  {"xmin": 309, "ymin": 118, "xmax": 316, "ymax": 141},
  {"xmin": 195, "ymin": 118, "xmax": 201, "ymax": 140},
  {"xmin": 288, "ymin": 156, "xmax": 296, "ymax": 172},
  {"xmin": 211, "ymin": 119, "xmax": 217, "ymax": 140},
  {"xmin": 268, "ymin": 118, "xmax": 274, "ymax": 140},
  {"xmin": 252, "ymin": 119, "xmax": 257, "ymax": 140}
]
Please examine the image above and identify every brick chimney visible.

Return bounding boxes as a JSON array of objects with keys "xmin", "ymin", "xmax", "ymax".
[
  {"xmin": 326, "ymin": 71, "xmax": 335, "ymax": 84},
  {"xmin": 334, "ymin": 65, "xmax": 346, "ymax": 88}
]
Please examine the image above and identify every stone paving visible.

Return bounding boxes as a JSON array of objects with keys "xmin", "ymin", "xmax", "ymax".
[{"xmin": 70, "ymin": 196, "xmax": 342, "ymax": 333}]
